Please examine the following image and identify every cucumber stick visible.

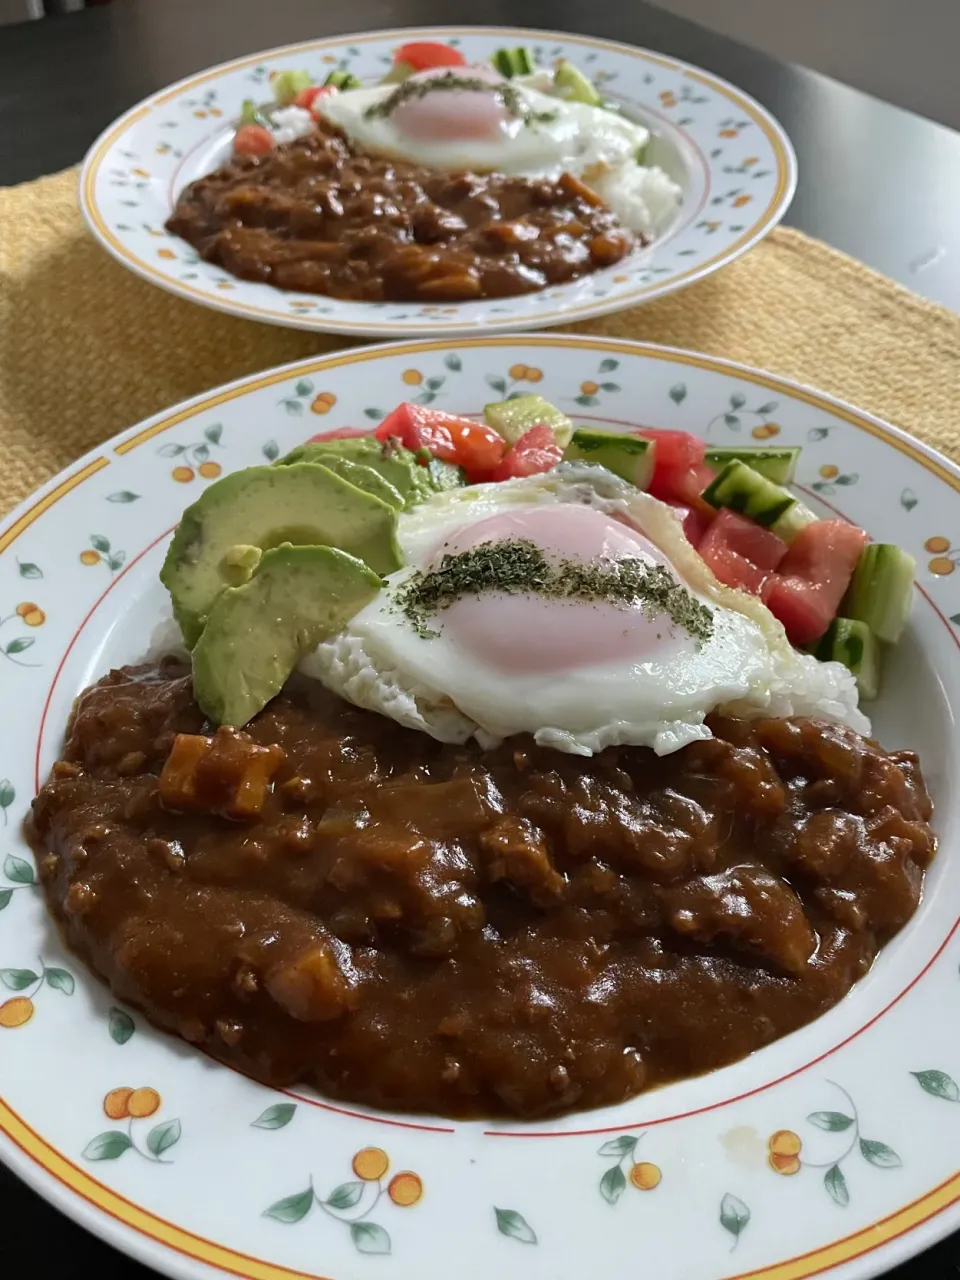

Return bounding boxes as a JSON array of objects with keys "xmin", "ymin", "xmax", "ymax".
[
  {"xmin": 563, "ymin": 430, "xmax": 655, "ymax": 490},
  {"xmin": 842, "ymin": 543, "xmax": 915, "ymax": 643},
  {"xmin": 554, "ymin": 60, "xmax": 602, "ymax": 105},
  {"xmin": 701, "ymin": 458, "xmax": 817, "ymax": 540},
  {"xmin": 816, "ymin": 618, "xmax": 882, "ymax": 701},
  {"xmin": 492, "ymin": 47, "xmax": 535, "ymax": 77},
  {"xmin": 705, "ymin": 446, "xmax": 801, "ymax": 485}
]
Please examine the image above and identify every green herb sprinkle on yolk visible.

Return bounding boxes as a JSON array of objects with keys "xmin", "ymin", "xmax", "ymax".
[{"xmin": 394, "ymin": 538, "xmax": 714, "ymax": 644}]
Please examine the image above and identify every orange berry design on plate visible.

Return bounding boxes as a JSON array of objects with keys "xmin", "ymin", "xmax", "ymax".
[
  {"xmin": 198, "ymin": 461, "xmax": 222, "ymax": 480},
  {"xmin": 767, "ymin": 1128, "xmax": 802, "ymax": 1174},
  {"xmin": 310, "ymin": 391, "xmax": 337, "ymax": 415},
  {"xmin": 103, "ymin": 1086, "xmax": 134, "ymax": 1120},
  {"xmin": 267, "ymin": 1148, "xmax": 423, "ymax": 1251},
  {"xmin": 752, "ymin": 423, "xmax": 780, "ymax": 440},
  {"xmin": 401, "ymin": 369, "xmax": 423, "ymax": 386},
  {"xmin": 629, "ymin": 1161, "xmax": 662, "ymax": 1190},
  {"xmin": 157, "ymin": 248, "xmax": 176, "ymax": 260},
  {"xmin": 172, "ymin": 465, "xmax": 195, "ymax": 483},
  {"xmin": 80, "ymin": 549, "xmax": 100, "ymax": 566},
  {"xmin": 352, "ymin": 1146, "xmax": 389, "ymax": 1180},
  {"xmin": 0, "ymin": 996, "xmax": 34, "ymax": 1028},
  {"xmin": 924, "ymin": 536, "xmax": 956, "ymax": 574},
  {"xmin": 732, "ymin": 194, "xmax": 752, "ymax": 208},
  {"xmin": 508, "ymin": 363, "xmax": 528, "ymax": 380},
  {"xmin": 719, "ymin": 127, "xmax": 738, "ymax": 138},
  {"xmin": 580, "ymin": 380, "xmax": 599, "ymax": 396},
  {"xmin": 15, "ymin": 601, "xmax": 36, "ymax": 617},
  {"xmin": 127, "ymin": 1087, "xmax": 162, "ymax": 1118},
  {"xmin": 388, "ymin": 1171, "xmax": 423, "ymax": 1207},
  {"xmin": 819, "ymin": 464, "xmax": 840, "ymax": 480},
  {"xmin": 524, "ymin": 366, "xmax": 543, "ymax": 383}
]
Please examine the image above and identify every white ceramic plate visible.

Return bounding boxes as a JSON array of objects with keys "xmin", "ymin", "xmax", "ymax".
[
  {"xmin": 79, "ymin": 26, "xmax": 796, "ymax": 338},
  {"xmin": 1, "ymin": 335, "xmax": 958, "ymax": 1280}
]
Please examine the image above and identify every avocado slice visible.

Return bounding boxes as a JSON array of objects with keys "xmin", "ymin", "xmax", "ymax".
[
  {"xmin": 192, "ymin": 544, "xmax": 382, "ymax": 727},
  {"xmin": 316, "ymin": 456, "xmax": 404, "ymax": 511},
  {"xmin": 160, "ymin": 463, "xmax": 401, "ymax": 648},
  {"xmin": 280, "ymin": 438, "xmax": 434, "ymax": 507}
]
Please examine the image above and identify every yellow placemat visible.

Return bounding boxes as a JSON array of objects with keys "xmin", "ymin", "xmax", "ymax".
[{"xmin": 2, "ymin": 166, "xmax": 959, "ymax": 517}]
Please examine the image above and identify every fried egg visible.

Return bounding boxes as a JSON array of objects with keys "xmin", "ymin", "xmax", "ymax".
[
  {"xmin": 315, "ymin": 68, "xmax": 682, "ymax": 236},
  {"xmin": 302, "ymin": 465, "xmax": 868, "ymax": 756}
]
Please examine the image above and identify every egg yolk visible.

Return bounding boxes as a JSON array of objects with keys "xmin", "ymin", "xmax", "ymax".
[
  {"xmin": 389, "ymin": 66, "xmax": 517, "ymax": 143},
  {"xmin": 429, "ymin": 504, "xmax": 700, "ymax": 674}
]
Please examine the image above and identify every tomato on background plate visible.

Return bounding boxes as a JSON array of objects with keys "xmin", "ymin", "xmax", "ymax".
[{"xmin": 393, "ymin": 41, "xmax": 467, "ymax": 71}]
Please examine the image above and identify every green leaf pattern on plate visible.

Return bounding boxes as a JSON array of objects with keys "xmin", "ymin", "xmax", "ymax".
[
  {"xmin": 262, "ymin": 1143, "xmax": 422, "ymax": 1255},
  {"xmin": 769, "ymin": 1083, "xmax": 902, "ymax": 1206},
  {"xmin": 494, "ymin": 1207, "xmax": 537, "ymax": 1245},
  {"xmin": 719, "ymin": 1192, "xmax": 750, "ymax": 1248},
  {"xmin": 252, "ymin": 1102, "xmax": 297, "ymax": 1130},
  {"xmin": 108, "ymin": 1006, "xmax": 136, "ymax": 1045},
  {"xmin": 911, "ymin": 1069, "xmax": 960, "ymax": 1102}
]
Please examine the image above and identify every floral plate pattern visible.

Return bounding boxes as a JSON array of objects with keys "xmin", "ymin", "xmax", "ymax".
[
  {"xmin": 0, "ymin": 335, "xmax": 958, "ymax": 1280},
  {"xmin": 79, "ymin": 25, "xmax": 796, "ymax": 338}
]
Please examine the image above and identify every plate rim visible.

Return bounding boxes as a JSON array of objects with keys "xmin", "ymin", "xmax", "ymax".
[
  {"xmin": 77, "ymin": 23, "xmax": 798, "ymax": 338},
  {"xmin": 2, "ymin": 334, "xmax": 958, "ymax": 1280}
]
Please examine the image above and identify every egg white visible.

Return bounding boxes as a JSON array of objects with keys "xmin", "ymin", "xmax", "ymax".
[
  {"xmin": 302, "ymin": 465, "xmax": 869, "ymax": 756},
  {"xmin": 315, "ymin": 81, "xmax": 682, "ymax": 236}
]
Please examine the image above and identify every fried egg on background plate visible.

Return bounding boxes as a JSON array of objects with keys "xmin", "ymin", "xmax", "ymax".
[
  {"xmin": 302, "ymin": 465, "xmax": 868, "ymax": 757},
  {"xmin": 314, "ymin": 67, "xmax": 682, "ymax": 236}
]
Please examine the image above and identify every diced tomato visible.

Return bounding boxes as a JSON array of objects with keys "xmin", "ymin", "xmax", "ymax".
[
  {"xmin": 650, "ymin": 460, "xmax": 715, "ymax": 509},
  {"xmin": 394, "ymin": 41, "xmax": 467, "ymax": 71},
  {"xmin": 763, "ymin": 578, "xmax": 829, "ymax": 646},
  {"xmin": 764, "ymin": 519, "xmax": 869, "ymax": 644},
  {"xmin": 697, "ymin": 510, "xmax": 787, "ymax": 598},
  {"xmin": 777, "ymin": 519, "xmax": 868, "ymax": 585},
  {"xmin": 700, "ymin": 540, "xmax": 773, "ymax": 597},
  {"xmin": 306, "ymin": 428, "xmax": 375, "ymax": 442},
  {"xmin": 634, "ymin": 428, "xmax": 706, "ymax": 472},
  {"xmin": 666, "ymin": 502, "xmax": 712, "ymax": 548},
  {"xmin": 233, "ymin": 124, "xmax": 275, "ymax": 157},
  {"xmin": 375, "ymin": 403, "xmax": 506, "ymax": 474},
  {"xmin": 293, "ymin": 84, "xmax": 336, "ymax": 110},
  {"xmin": 700, "ymin": 509, "xmax": 787, "ymax": 572},
  {"xmin": 488, "ymin": 424, "xmax": 562, "ymax": 482}
]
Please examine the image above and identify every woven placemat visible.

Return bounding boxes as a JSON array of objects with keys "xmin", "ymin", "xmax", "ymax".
[{"xmin": 2, "ymin": 166, "xmax": 959, "ymax": 517}]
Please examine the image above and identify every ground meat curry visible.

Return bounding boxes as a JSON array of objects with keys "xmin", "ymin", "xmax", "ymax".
[
  {"xmin": 166, "ymin": 122, "xmax": 638, "ymax": 303},
  {"xmin": 31, "ymin": 659, "xmax": 935, "ymax": 1120}
]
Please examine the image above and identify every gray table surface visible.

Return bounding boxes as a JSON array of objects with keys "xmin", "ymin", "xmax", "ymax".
[{"xmin": 0, "ymin": 1, "xmax": 958, "ymax": 1277}]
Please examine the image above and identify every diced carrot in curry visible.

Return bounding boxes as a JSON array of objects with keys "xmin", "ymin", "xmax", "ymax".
[{"xmin": 159, "ymin": 728, "xmax": 285, "ymax": 819}]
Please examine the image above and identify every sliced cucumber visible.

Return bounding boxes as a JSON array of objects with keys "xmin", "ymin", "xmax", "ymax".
[
  {"xmin": 563, "ymin": 430, "xmax": 655, "ymax": 491},
  {"xmin": 492, "ymin": 47, "xmax": 535, "ymax": 77},
  {"xmin": 701, "ymin": 459, "xmax": 796, "ymax": 527},
  {"xmin": 484, "ymin": 394, "xmax": 573, "ymax": 449},
  {"xmin": 324, "ymin": 70, "xmax": 361, "ymax": 91},
  {"xmin": 705, "ymin": 445, "xmax": 801, "ymax": 486},
  {"xmin": 553, "ymin": 60, "xmax": 602, "ymax": 105},
  {"xmin": 816, "ymin": 618, "xmax": 882, "ymax": 701},
  {"xmin": 770, "ymin": 499, "xmax": 818, "ymax": 543},
  {"xmin": 427, "ymin": 458, "xmax": 466, "ymax": 492},
  {"xmin": 239, "ymin": 99, "xmax": 270, "ymax": 128},
  {"xmin": 271, "ymin": 69, "xmax": 312, "ymax": 105},
  {"xmin": 381, "ymin": 60, "xmax": 414, "ymax": 85},
  {"xmin": 842, "ymin": 543, "xmax": 915, "ymax": 644}
]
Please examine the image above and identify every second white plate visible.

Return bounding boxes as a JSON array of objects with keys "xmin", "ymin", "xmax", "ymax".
[{"xmin": 79, "ymin": 25, "xmax": 796, "ymax": 338}]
